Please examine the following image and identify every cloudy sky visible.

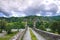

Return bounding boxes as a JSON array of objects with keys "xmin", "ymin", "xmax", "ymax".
[{"xmin": 0, "ymin": 0, "xmax": 60, "ymax": 17}]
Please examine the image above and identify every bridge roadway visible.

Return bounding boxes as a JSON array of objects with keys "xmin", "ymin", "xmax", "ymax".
[
  {"xmin": 23, "ymin": 27, "xmax": 46, "ymax": 40},
  {"xmin": 10, "ymin": 27, "xmax": 60, "ymax": 40}
]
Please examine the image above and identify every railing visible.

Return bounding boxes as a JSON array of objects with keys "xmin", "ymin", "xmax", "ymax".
[
  {"xmin": 33, "ymin": 28, "xmax": 60, "ymax": 40},
  {"xmin": 10, "ymin": 28, "xmax": 27, "ymax": 40}
]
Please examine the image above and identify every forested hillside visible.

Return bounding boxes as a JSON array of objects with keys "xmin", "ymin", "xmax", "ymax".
[{"xmin": 0, "ymin": 15, "xmax": 60, "ymax": 34}]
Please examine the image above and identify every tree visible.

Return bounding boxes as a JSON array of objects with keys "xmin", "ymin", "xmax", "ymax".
[
  {"xmin": 50, "ymin": 21, "xmax": 60, "ymax": 34},
  {"xmin": 5, "ymin": 23, "xmax": 13, "ymax": 34},
  {"xmin": 0, "ymin": 19, "xmax": 7, "ymax": 33},
  {"xmin": 36, "ymin": 21, "xmax": 46, "ymax": 31},
  {"xmin": 11, "ymin": 22, "xmax": 25, "ymax": 32},
  {"xmin": 36, "ymin": 21, "xmax": 41, "ymax": 28},
  {"xmin": 27, "ymin": 21, "xmax": 33, "ymax": 28}
]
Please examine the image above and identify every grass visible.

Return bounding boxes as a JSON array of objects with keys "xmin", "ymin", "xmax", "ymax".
[
  {"xmin": 0, "ymin": 32, "xmax": 18, "ymax": 40},
  {"xmin": 30, "ymin": 29, "xmax": 37, "ymax": 40}
]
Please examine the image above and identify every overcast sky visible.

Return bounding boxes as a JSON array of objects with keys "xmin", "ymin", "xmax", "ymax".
[{"xmin": 0, "ymin": 0, "xmax": 60, "ymax": 17}]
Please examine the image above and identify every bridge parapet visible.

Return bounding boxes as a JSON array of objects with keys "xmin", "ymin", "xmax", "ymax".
[
  {"xmin": 33, "ymin": 28, "xmax": 60, "ymax": 40},
  {"xmin": 10, "ymin": 28, "xmax": 27, "ymax": 40}
]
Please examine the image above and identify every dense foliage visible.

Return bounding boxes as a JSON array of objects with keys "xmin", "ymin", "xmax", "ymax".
[
  {"xmin": 0, "ymin": 17, "xmax": 25, "ymax": 34},
  {"xmin": 0, "ymin": 15, "xmax": 60, "ymax": 34}
]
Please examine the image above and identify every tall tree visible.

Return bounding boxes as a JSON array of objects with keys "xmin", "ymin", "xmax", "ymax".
[{"xmin": 0, "ymin": 19, "xmax": 7, "ymax": 33}]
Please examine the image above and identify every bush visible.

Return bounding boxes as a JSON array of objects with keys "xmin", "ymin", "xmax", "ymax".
[
  {"xmin": 5, "ymin": 23, "xmax": 13, "ymax": 34},
  {"xmin": 50, "ymin": 21, "xmax": 60, "ymax": 34}
]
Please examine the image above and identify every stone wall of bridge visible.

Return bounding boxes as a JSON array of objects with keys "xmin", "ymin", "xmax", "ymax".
[{"xmin": 33, "ymin": 28, "xmax": 60, "ymax": 40}]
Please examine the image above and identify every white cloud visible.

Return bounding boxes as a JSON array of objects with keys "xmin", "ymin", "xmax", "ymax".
[
  {"xmin": 36, "ymin": 14, "xmax": 41, "ymax": 16},
  {"xmin": 11, "ymin": 11, "xmax": 26, "ymax": 17},
  {"xmin": 0, "ymin": 0, "xmax": 60, "ymax": 17}
]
